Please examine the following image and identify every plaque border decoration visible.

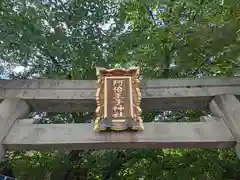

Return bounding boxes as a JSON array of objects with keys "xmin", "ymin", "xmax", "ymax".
[{"xmin": 94, "ymin": 67, "xmax": 144, "ymax": 131}]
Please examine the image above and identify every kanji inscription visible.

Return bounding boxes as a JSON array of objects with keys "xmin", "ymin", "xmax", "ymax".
[
  {"xmin": 105, "ymin": 77, "xmax": 133, "ymax": 121},
  {"xmin": 95, "ymin": 68, "xmax": 144, "ymax": 131},
  {"xmin": 112, "ymin": 79, "xmax": 125, "ymax": 118}
]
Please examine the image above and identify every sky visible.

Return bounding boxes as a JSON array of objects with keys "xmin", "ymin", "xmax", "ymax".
[{"xmin": 0, "ymin": 64, "xmax": 26, "ymax": 79}]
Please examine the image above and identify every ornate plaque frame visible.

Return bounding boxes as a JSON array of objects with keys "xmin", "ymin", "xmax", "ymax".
[{"xmin": 94, "ymin": 68, "xmax": 144, "ymax": 131}]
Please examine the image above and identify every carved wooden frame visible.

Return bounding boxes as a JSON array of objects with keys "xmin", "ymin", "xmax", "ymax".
[{"xmin": 94, "ymin": 67, "xmax": 144, "ymax": 131}]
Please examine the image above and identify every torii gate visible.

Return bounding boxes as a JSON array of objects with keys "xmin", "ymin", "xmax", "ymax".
[{"xmin": 1, "ymin": 74, "xmax": 240, "ymax": 162}]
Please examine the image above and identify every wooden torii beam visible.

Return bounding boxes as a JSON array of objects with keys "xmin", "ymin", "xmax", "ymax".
[{"xmin": 1, "ymin": 77, "xmax": 240, "ymax": 161}]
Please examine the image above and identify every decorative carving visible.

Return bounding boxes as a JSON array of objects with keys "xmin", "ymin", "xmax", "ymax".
[{"xmin": 94, "ymin": 67, "xmax": 144, "ymax": 131}]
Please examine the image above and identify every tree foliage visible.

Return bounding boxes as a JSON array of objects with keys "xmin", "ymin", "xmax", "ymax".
[{"xmin": 1, "ymin": 0, "xmax": 240, "ymax": 179}]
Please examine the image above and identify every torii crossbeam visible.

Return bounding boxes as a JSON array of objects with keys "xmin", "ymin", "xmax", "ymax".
[{"xmin": 1, "ymin": 77, "xmax": 240, "ymax": 161}]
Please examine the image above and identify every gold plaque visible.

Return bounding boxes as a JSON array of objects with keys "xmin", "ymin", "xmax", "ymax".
[{"xmin": 94, "ymin": 68, "xmax": 144, "ymax": 131}]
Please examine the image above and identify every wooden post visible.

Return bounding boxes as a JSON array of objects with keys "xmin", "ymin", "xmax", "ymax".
[
  {"xmin": 0, "ymin": 98, "xmax": 30, "ymax": 162},
  {"xmin": 209, "ymin": 94, "xmax": 240, "ymax": 158}
]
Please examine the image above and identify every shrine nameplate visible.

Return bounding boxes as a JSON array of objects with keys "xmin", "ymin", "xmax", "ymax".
[{"xmin": 95, "ymin": 68, "xmax": 144, "ymax": 131}]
